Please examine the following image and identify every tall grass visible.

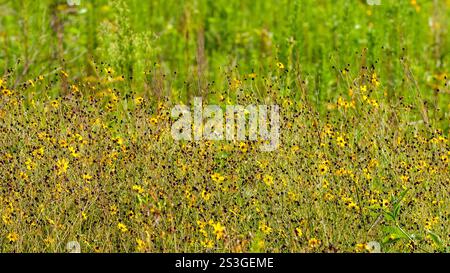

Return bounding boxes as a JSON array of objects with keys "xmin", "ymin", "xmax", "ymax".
[{"xmin": 0, "ymin": 0, "xmax": 449, "ymax": 253}]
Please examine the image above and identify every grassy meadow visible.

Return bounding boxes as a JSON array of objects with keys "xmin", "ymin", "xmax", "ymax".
[{"xmin": 0, "ymin": 0, "xmax": 449, "ymax": 253}]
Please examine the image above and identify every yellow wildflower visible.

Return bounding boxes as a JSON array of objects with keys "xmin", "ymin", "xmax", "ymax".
[
  {"xmin": 56, "ymin": 158, "xmax": 69, "ymax": 175},
  {"xmin": 7, "ymin": 232, "xmax": 19, "ymax": 243},
  {"xmin": 117, "ymin": 222, "xmax": 128, "ymax": 233},
  {"xmin": 308, "ymin": 238, "xmax": 321, "ymax": 248},
  {"xmin": 263, "ymin": 174, "xmax": 274, "ymax": 186},
  {"xmin": 212, "ymin": 222, "xmax": 225, "ymax": 239}
]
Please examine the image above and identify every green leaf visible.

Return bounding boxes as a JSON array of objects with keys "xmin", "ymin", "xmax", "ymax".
[
  {"xmin": 427, "ymin": 231, "xmax": 443, "ymax": 249},
  {"xmin": 384, "ymin": 212, "xmax": 395, "ymax": 222},
  {"xmin": 382, "ymin": 226, "xmax": 409, "ymax": 244},
  {"xmin": 396, "ymin": 189, "xmax": 409, "ymax": 203},
  {"xmin": 393, "ymin": 203, "xmax": 401, "ymax": 219}
]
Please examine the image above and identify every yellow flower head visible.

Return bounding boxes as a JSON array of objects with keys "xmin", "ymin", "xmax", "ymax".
[
  {"xmin": 31, "ymin": 147, "xmax": 43, "ymax": 158},
  {"xmin": 7, "ymin": 232, "xmax": 19, "ymax": 243},
  {"xmin": 355, "ymin": 243, "xmax": 367, "ymax": 252},
  {"xmin": 248, "ymin": 73, "xmax": 257, "ymax": 79},
  {"xmin": 136, "ymin": 238, "xmax": 146, "ymax": 252},
  {"xmin": 50, "ymin": 100, "xmax": 59, "ymax": 108},
  {"xmin": 263, "ymin": 174, "xmax": 274, "ymax": 186},
  {"xmin": 117, "ymin": 222, "xmax": 128, "ymax": 233},
  {"xmin": 295, "ymin": 227, "xmax": 303, "ymax": 237},
  {"xmin": 82, "ymin": 173, "xmax": 93, "ymax": 182},
  {"xmin": 211, "ymin": 173, "xmax": 225, "ymax": 183},
  {"xmin": 231, "ymin": 78, "xmax": 241, "ymax": 89},
  {"xmin": 336, "ymin": 135, "xmax": 347, "ymax": 148},
  {"xmin": 212, "ymin": 222, "xmax": 225, "ymax": 239},
  {"xmin": 149, "ymin": 117, "xmax": 158, "ymax": 125},
  {"xmin": 56, "ymin": 158, "xmax": 69, "ymax": 175},
  {"xmin": 276, "ymin": 62, "xmax": 285, "ymax": 70},
  {"xmin": 259, "ymin": 222, "xmax": 273, "ymax": 234},
  {"xmin": 239, "ymin": 142, "xmax": 248, "ymax": 153},
  {"xmin": 134, "ymin": 96, "xmax": 144, "ymax": 105},
  {"xmin": 132, "ymin": 185, "xmax": 144, "ymax": 194},
  {"xmin": 308, "ymin": 238, "xmax": 321, "ymax": 248},
  {"xmin": 318, "ymin": 163, "xmax": 329, "ymax": 175}
]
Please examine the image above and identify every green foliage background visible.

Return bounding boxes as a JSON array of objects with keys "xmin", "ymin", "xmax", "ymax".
[{"xmin": 1, "ymin": 1, "xmax": 448, "ymax": 107}]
